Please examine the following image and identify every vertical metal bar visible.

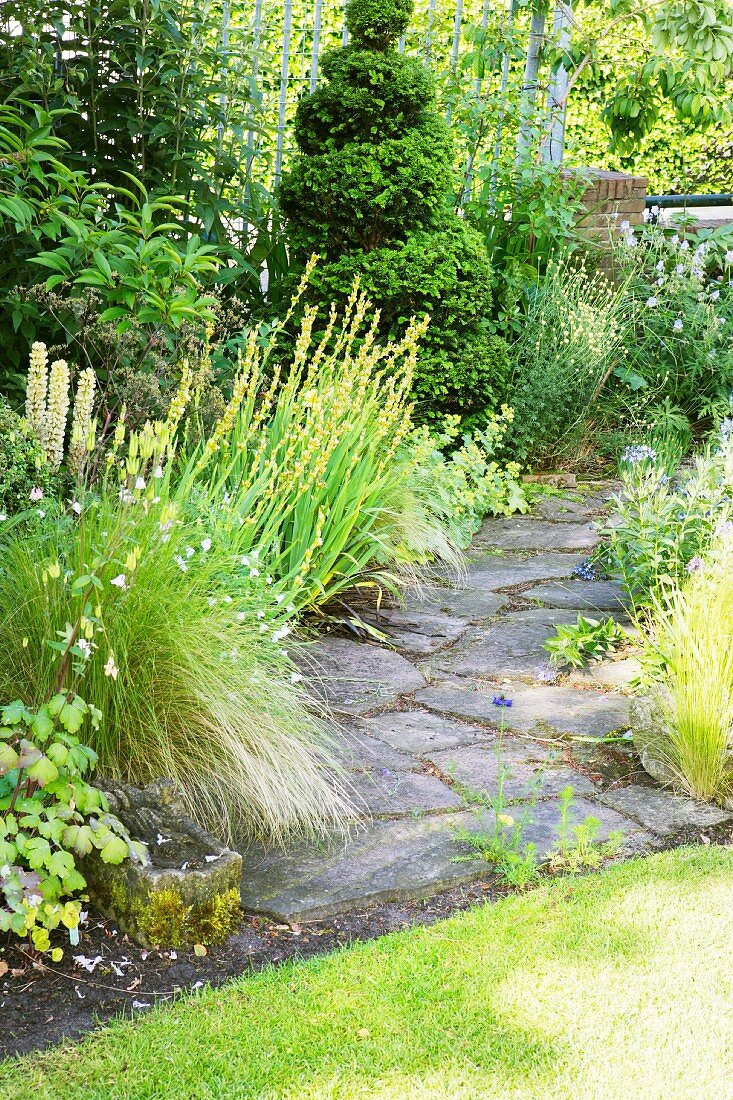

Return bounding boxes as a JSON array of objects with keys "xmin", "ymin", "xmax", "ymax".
[
  {"xmin": 423, "ymin": 0, "xmax": 437, "ymax": 63},
  {"xmin": 274, "ymin": 0, "xmax": 294, "ymax": 186},
  {"xmin": 473, "ymin": 0, "xmax": 491, "ymax": 96},
  {"xmin": 543, "ymin": 1, "xmax": 572, "ymax": 163},
  {"xmin": 310, "ymin": 0, "xmax": 323, "ymax": 92},
  {"xmin": 245, "ymin": 0, "xmax": 264, "ymax": 164},
  {"xmin": 449, "ymin": 0, "xmax": 464, "ymax": 73},
  {"xmin": 342, "ymin": 0, "xmax": 349, "ymax": 45},
  {"xmin": 488, "ymin": 0, "xmax": 517, "ymax": 210},
  {"xmin": 397, "ymin": 33, "xmax": 406, "ymax": 53},
  {"xmin": 218, "ymin": 1, "xmax": 231, "ymax": 150}
]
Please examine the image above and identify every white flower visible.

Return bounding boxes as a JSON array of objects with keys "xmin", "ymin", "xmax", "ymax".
[
  {"xmin": 650, "ymin": 204, "xmax": 660, "ymax": 216},
  {"xmin": 153, "ymin": 465, "xmax": 164, "ymax": 478},
  {"xmin": 656, "ymin": 260, "xmax": 665, "ymax": 273},
  {"xmin": 272, "ymin": 626, "xmax": 291, "ymax": 643},
  {"xmin": 290, "ymin": 672, "xmax": 303, "ymax": 685},
  {"xmin": 201, "ymin": 538, "xmax": 212, "ymax": 552},
  {"xmin": 656, "ymin": 277, "xmax": 664, "ymax": 287},
  {"xmin": 236, "ymin": 612, "xmax": 246, "ymax": 621},
  {"xmin": 207, "ymin": 597, "xmax": 217, "ymax": 607},
  {"xmin": 266, "ymin": 575, "xmax": 273, "ymax": 585},
  {"xmin": 119, "ymin": 488, "xmax": 135, "ymax": 505},
  {"xmin": 135, "ymin": 476, "xmax": 146, "ymax": 490},
  {"xmin": 673, "ymin": 319, "xmax": 684, "ymax": 331},
  {"xmin": 256, "ymin": 610, "xmax": 266, "ymax": 620},
  {"xmin": 174, "ymin": 555, "xmax": 188, "ymax": 572},
  {"xmin": 249, "ymin": 568, "xmax": 260, "ymax": 578},
  {"xmin": 77, "ymin": 639, "xmax": 92, "ymax": 658},
  {"xmin": 646, "ymin": 296, "xmax": 658, "ymax": 308},
  {"xmin": 222, "ymin": 595, "xmax": 232, "ymax": 604},
  {"xmin": 274, "ymin": 594, "xmax": 285, "ymax": 604},
  {"xmin": 671, "ymin": 234, "xmax": 679, "ymax": 244},
  {"xmin": 725, "ymin": 250, "xmax": 733, "ymax": 264},
  {"xmin": 0, "ymin": 513, "xmax": 6, "ymax": 523},
  {"xmin": 259, "ymin": 624, "xmax": 268, "ymax": 634},
  {"xmin": 679, "ymin": 239, "xmax": 690, "ymax": 252},
  {"xmin": 250, "ymin": 550, "xmax": 259, "ymax": 560},
  {"xmin": 619, "ymin": 219, "xmax": 630, "ymax": 231},
  {"xmin": 710, "ymin": 289, "xmax": 720, "ymax": 301},
  {"xmin": 29, "ymin": 486, "xmax": 44, "ymax": 502},
  {"xmin": 104, "ymin": 651, "xmax": 119, "ymax": 680},
  {"xmin": 185, "ymin": 546, "xmax": 195, "ymax": 558},
  {"xmin": 110, "ymin": 574, "xmax": 127, "ymax": 589},
  {"xmin": 37, "ymin": 510, "xmax": 45, "ymax": 518},
  {"xmin": 675, "ymin": 264, "xmax": 685, "ymax": 275},
  {"xmin": 70, "ymin": 500, "xmax": 82, "ymax": 515}
]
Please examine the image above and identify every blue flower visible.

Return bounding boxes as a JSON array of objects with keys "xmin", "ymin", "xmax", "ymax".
[
  {"xmin": 621, "ymin": 444, "xmax": 657, "ymax": 465},
  {"xmin": 573, "ymin": 559, "xmax": 597, "ymax": 581},
  {"xmin": 492, "ymin": 695, "xmax": 513, "ymax": 708}
]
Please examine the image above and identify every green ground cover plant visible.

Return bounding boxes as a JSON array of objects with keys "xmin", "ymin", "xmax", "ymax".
[
  {"xmin": 544, "ymin": 614, "xmax": 629, "ymax": 669},
  {"xmin": 1, "ymin": 847, "xmax": 731, "ymax": 1098}
]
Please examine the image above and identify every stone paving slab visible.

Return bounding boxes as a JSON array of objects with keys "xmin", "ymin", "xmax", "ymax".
[
  {"xmin": 297, "ymin": 636, "xmax": 426, "ymax": 715},
  {"xmin": 523, "ymin": 579, "xmax": 629, "ymax": 611},
  {"xmin": 336, "ymin": 725, "xmax": 416, "ymax": 773},
  {"xmin": 428, "ymin": 608, "xmax": 589, "ymax": 680},
  {"xmin": 403, "ymin": 588, "xmax": 509, "ymax": 622},
  {"xmin": 518, "ymin": 796, "xmax": 642, "ymax": 859},
  {"xmin": 238, "ymin": 814, "xmax": 484, "ymax": 921},
  {"xmin": 599, "ymin": 784, "xmax": 733, "ymax": 835},
  {"xmin": 359, "ymin": 710, "xmax": 495, "ymax": 754},
  {"xmin": 415, "ymin": 679, "xmax": 632, "ymax": 739},
  {"xmin": 532, "ymin": 492, "xmax": 611, "ymax": 523},
  {"xmin": 346, "ymin": 768, "xmax": 463, "ymax": 818},
  {"xmin": 474, "ymin": 517, "xmax": 599, "ymax": 552},
  {"xmin": 362, "ymin": 607, "xmax": 468, "ymax": 655},
  {"xmin": 427, "ymin": 742, "xmax": 597, "ymax": 801},
  {"xmin": 462, "ymin": 551, "xmax": 585, "ymax": 591},
  {"xmin": 565, "ymin": 656, "xmax": 642, "ymax": 691}
]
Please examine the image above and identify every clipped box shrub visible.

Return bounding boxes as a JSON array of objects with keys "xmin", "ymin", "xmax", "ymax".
[{"xmin": 278, "ymin": 0, "xmax": 507, "ymax": 425}]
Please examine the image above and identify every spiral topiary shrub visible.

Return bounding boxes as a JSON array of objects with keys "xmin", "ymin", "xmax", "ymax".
[{"xmin": 278, "ymin": 0, "xmax": 506, "ymax": 424}]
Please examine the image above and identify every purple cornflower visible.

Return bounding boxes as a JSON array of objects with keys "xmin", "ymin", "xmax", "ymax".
[{"xmin": 686, "ymin": 557, "xmax": 704, "ymax": 574}]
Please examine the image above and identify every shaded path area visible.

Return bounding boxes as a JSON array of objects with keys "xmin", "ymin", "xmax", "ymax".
[{"xmin": 238, "ymin": 484, "xmax": 733, "ymax": 919}]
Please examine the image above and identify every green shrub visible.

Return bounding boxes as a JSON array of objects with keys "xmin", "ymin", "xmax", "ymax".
[
  {"xmin": 502, "ymin": 259, "xmax": 628, "ymax": 465},
  {"xmin": 610, "ymin": 223, "xmax": 733, "ymax": 425},
  {"xmin": 600, "ymin": 433, "xmax": 733, "ymax": 606},
  {"xmin": 278, "ymin": 0, "xmax": 503, "ymax": 424},
  {"xmin": 0, "ymin": 397, "xmax": 56, "ymax": 514},
  {"xmin": 306, "ymin": 223, "xmax": 509, "ymax": 424}
]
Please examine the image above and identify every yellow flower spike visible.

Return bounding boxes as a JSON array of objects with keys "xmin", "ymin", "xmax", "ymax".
[
  {"xmin": 68, "ymin": 367, "xmax": 97, "ymax": 477},
  {"xmin": 26, "ymin": 341, "xmax": 49, "ymax": 444},
  {"xmin": 45, "ymin": 359, "xmax": 71, "ymax": 468}
]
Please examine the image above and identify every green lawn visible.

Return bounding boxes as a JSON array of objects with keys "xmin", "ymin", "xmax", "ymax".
[{"xmin": 2, "ymin": 847, "xmax": 733, "ymax": 1099}]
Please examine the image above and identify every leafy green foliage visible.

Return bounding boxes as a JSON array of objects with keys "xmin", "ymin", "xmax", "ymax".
[
  {"xmin": 0, "ymin": 398, "xmax": 57, "ymax": 515},
  {"xmin": 278, "ymin": 0, "xmax": 503, "ymax": 423},
  {"xmin": 600, "ymin": 434, "xmax": 733, "ymax": 605},
  {"xmin": 0, "ymin": 692, "xmax": 145, "ymax": 952},
  {"xmin": 406, "ymin": 411, "xmax": 527, "ymax": 549},
  {"xmin": 609, "ymin": 223, "xmax": 733, "ymax": 426},
  {"xmin": 543, "ymin": 615, "xmax": 630, "ymax": 670},
  {"xmin": 547, "ymin": 786, "xmax": 623, "ymax": 874}
]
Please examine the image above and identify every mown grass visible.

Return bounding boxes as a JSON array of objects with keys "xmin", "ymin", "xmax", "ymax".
[{"xmin": 2, "ymin": 846, "xmax": 733, "ymax": 1099}]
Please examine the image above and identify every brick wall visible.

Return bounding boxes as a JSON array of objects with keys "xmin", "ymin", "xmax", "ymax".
[{"xmin": 570, "ymin": 168, "xmax": 648, "ymax": 245}]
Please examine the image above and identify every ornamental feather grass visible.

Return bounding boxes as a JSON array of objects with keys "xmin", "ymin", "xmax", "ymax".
[
  {"xmin": 646, "ymin": 533, "xmax": 733, "ymax": 803},
  {"xmin": 0, "ymin": 496, "xmax": 352, "ymax": 844}
]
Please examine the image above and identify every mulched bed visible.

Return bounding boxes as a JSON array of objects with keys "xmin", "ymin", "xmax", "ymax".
[{"xmin": 3, "ymin": 824, "xmax": 731, "ymax": 1062}]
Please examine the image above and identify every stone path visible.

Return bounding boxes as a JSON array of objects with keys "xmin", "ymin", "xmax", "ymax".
[{"xmin": 237, "ymin": 485, "xmax": 733, "ymax": 921}]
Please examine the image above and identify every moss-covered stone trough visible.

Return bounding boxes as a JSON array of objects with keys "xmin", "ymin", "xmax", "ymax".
[{"xmin": 82, "ymin": 778, "xmax": 242, "ymax": 948}]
